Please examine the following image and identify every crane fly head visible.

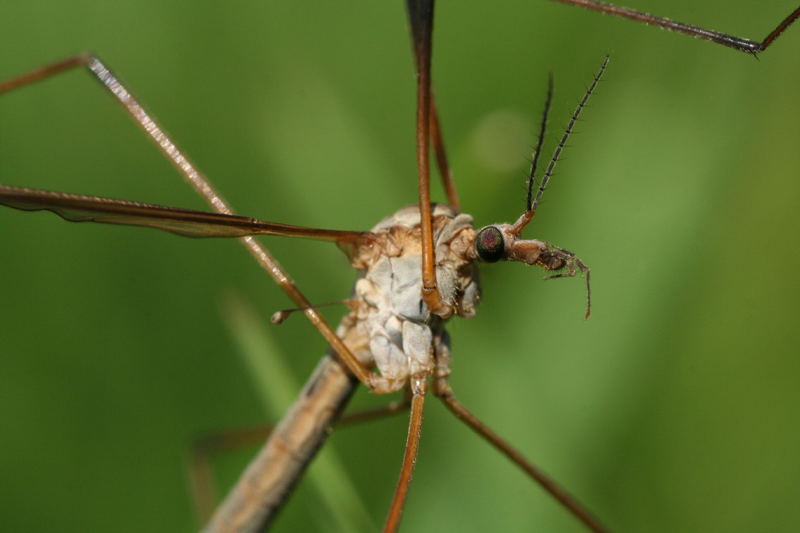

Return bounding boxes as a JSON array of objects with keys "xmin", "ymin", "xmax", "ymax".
[
  {"xmin": 468, "ymin": 56, "xmax": 610, "ymax": 320},
  {"xmin": 471, "ymin": 214, "xmax": 592, "ymax": 319},
  {"xmin": 472, "ymin": 210, "xmax": 580, "ymax": 272}
]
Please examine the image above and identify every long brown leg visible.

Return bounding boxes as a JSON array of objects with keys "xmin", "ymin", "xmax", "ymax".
[
  {"xmin": 431, "ymin": 335, "xmax": 607, "ymax": 533},
  {"xmin": 403, "ymin": 0, "xmax": 459, "ymax": 212},
  {"xmin": 430, "ymin": 98, "xmax": 460, "ymax": 211},
  {"xmin": 553, "ymin": 0, "xmax": 800, "ymax": 54},
  {"xmin": 383, "ymin": 376, "xmax": 428, "ymax": 533},
  {"xmin": 406, "ymin": 0, "xmax": 454, "ymax": 317},
  {"xmin": 0, "ymin": 55, "xmax": 389, "ymax": 391},
  {"xmin": 433, "ymin": 384, "xmax": 608, "ymax": 533},
  {"xmin": 190, "ymin": 399, "xmax": 412, "ymax": 523}
]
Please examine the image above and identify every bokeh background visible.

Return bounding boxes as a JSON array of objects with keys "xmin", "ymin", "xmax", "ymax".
[{"xmin": 1, "ymin": 1, "xmax": 799, "ymax": 532}]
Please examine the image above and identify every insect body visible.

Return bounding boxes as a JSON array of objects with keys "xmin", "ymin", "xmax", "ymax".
[
  {"xmin": 343, "ymin": 201, "xmax": 589, "ymax": 392},
  {"xmin": 345, "ymin": 205, "xmax": 479, "ymax": 394}
]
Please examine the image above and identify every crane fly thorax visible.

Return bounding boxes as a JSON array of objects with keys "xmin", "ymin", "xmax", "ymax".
[{"xmin": 341, "ymin": 204, "xmax": 480, "ymax": 392}]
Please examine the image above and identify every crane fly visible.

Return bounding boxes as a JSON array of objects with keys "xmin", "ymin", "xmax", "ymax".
[
  {"xmin": 1, "ymin": 1, "xmax": 799, "ymax": 532},
  {"xmin": 0, "ymin": 40, "xmax": 605, "ymax": 533}
]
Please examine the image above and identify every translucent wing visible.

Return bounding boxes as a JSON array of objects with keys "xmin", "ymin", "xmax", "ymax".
[{"xmin": 0, "ymin": 184, "xmax": 371, "ymax": 245}]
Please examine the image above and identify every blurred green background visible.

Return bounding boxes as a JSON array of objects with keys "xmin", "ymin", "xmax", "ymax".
[{"xmin": 1, "ymin": 1, "xmax": 799, "ymax": 532}]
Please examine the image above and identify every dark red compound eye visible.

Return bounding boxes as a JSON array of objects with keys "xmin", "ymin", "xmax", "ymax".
[{"xmin": 475, "ymin": 226, "xmax": 505, "ymax": 263}]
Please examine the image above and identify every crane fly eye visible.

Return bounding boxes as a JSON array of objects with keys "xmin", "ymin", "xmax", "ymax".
[{"xmin": 476, "ymin": 226, "xmax": 505, "ymax": 263}]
